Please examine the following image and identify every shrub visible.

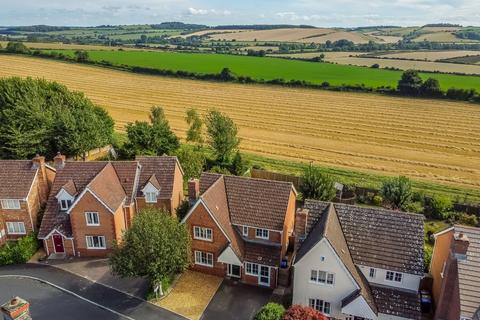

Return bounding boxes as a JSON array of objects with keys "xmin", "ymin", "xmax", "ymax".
[
  {"xmin": 451, "ymin": 212, "xmax": 478, "ymax": 227},
  {"xmin": 429, "ymin": 195, "xmax": 453, "ymax": 220},
  {"xmin": 380, "ymin": 176, "xmax": 412, "ymax": 211},
  {"xmin": 255, "ymin": 303, "xmax": 285, "ymax": 320},
  {"xmin": 300, "ymin": 166, "xmax": 336, "ymax": 201},
  {"xmin": 405, "ymin": 201, "xmax": 424, "ymax": 214},
  {"xmin": 372, "ymin": 195, "xmax": 383, "ymax": 206},
  {"xmin": 282, "ymin": 305, "xmax": 327, "ymax": 320},
  {"xmin": 175, "ymin": 200, "xmax": 192, "ymax": 221},
  {"xmin": 0, "ymin": 234, "xmax": 39, "ymax": 265},
  {"xmin": 371, "ymin": 63, "xmax": 380, "ymax": 68}
]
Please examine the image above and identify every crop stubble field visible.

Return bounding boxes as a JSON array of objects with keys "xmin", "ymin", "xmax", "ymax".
[{"xmin": 1, "ymin": 55, "xmax": 480, "ymax": 192}]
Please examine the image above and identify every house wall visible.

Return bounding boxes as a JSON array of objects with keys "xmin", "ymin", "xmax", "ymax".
[
  {"xmin": 1, "ymin": 200, "xmax": 35, "ymax": 240},
  {"xmin": 430, "ymin": 229, "xmax": 454, "ymax": 306},
  {"xmin": 170, "ymin": 163, "xmax": 184, "ymax": 214},
  {"xmin": 358, "ymin": 265, "xmax": 421, "ymax": 292},
  {"xmin": 136, "ymin": 197, "xmax": 172, "ymax": 214},
  {"xmin": 69, "ymin": 191, "xmax": 120, "ymax": 257},
  {"xmin": 293, "ymin": 238, "xmax": 359, "ymax": 318},
  {"xmin": 281, "ymin": 190, "xmax": 296, "ymax": 258},
  {"xmin": 236, "ymin": 225, "xmax": 282, "ymax": 243},
  {"xmin": 185, "ymin": 202, "xmax": 229, "ymax": 277},
  {"xmin": 43, "ymin": 232, "xmax": 75, "ymax": 256}
]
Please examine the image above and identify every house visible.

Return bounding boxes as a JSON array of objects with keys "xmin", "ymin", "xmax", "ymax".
[
  {"xmin": 38, "ymin": 154, "xmax": 183, "ymax": 257},
  {"xmin": 182, "ymin": 173, "xmax": 297, "ymax": 288},
  {"xmin": 430, "ymin": 225, "xmax": 480, "ymax": 320},
  {"xmin": 293, "ymin": 200, "xmax": 424, "ymax": 319},
  {"xmin": 0, "ymin": 155, "xmax": 55, "ymax": 244}
]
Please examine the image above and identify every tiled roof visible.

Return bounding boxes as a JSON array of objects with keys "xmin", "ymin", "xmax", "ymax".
[
  {"xmin": 371, "ymin": 285, "xmax": 421, "ymax": 320},
  {"xmin": 136, "ymin": 156, "xmax": 180, "ymax": 199},
  {"xmin": 244, "ymin": 242, "xmax": 281, "ymax": 267},
  {"xmin": 295, "ymin": 203, "xmax": 377, "ymax": 314},
  {"xmin": 303, "ymin": 200, "xmax": 425, "ymax": 276},
  {"xmin": 112, "ymin": 162, "xmax": 140, "ymax": 204},
  {"xmin": 455, "ymin": 225, "xmax": 480, "ymax": 318},
  {"xmin": 0, "ymin": 160, "xmax": 37, "ymax": 199},
  {"xmin": 87, "ymin": 163, "xmax": 126, "ymax": 212},
  {"xmin": 199, "ymin": 173, "xmax": 221, "ymax": 194},
  {"xmin": 200, "ymin": 173, "xmax": 295, "ymax": 231},
  {"xmin": 61, "ymin": 180, "xmax": 77, "ymax": 196}
]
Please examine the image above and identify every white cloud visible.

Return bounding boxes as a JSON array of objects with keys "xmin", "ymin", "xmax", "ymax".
[{"xmin": 187, "ymin": 7, "xmax": 231, "ymax": 16}]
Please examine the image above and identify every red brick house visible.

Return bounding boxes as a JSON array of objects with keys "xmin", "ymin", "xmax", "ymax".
[
  {"xmin": 0, "ymin": 155, "xmax": 55, "ymax": 244},
  {"xmin": 38, "ymin": 154, "xmax": 184, "ymax": 257},
  {"xmin": 182, "ymin": 173, "xmax": 297, "ymax": 288}
]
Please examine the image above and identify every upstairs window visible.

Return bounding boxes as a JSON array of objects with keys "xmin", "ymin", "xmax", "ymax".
[
  {"xmin": 6, "ymin": 222, "xmax": 26, "ymax": 235},
  {"xmin": 193, "ymin": 226, "xmax": 212, "ymax": 241},
  {"xmin": 145, "ymin": 192, "xmax": 157, "ymax": 203},
  {"xmin": 386, "ymin": 271, "xmax": 403, "ymax": 283},
  {"xmin": 85, "ymin": 212, "xmax": 100, "ymax": 226},
  {"xmin": 60, "ymin": 199, "xmax": 72, "ymax": 211},
  {"xmin": 310, "ymin": 270, "xmax": 335, "ymax": 286},
  {"xmin": 255, "ymin": 228, "xmax": 269, "ymax": 240},
  {"xmin": 369, "ymin": 268, "xmax": 376, "ymax": 278},
  {"xmin": 1, "ymin": 199, "xmax": 20, "ymax": 210},
  {"xmin": 242, "ymin": 226, "xmax": 249, "ymax": 237}
]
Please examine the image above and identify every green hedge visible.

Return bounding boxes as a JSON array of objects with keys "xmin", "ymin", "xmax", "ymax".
[
  {"xmin": 255, "ymin": 303, "xmax": 286, "ymax": 320},
  {"xmin": 0, "ymin": 234, "xmax": 39, "ymax": 265}
]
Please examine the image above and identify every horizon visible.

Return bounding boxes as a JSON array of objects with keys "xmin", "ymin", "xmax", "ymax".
[{"xmin": 1, "ymin": 0, "xmax": 480, "ymax": 28}]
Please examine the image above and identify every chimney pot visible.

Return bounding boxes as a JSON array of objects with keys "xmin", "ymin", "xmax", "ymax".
[
  {"xmin": 31, "ymin": 154, "xmax": 45, "ymax": 169},
  {"xmin": 453, "ymin": 231, "xmax": 470, "ymax": 261},
  {"xmin": 188, "ymin": 179, "xmax": 200, "ymax": 204},
  {"xmin": 54, "ymin": 152, "xmax": 66, "ymax": 169}
]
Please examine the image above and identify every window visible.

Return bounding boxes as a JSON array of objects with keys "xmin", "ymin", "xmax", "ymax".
[
  {"xmin": 1, "ymin": 199, "xmax": 20, "ymax": 210},
  {"xmin": 386, "ymin": 271, "xmax": 403, "ymax": 282},
  {"xmin": 369, "ymin": 268, "xmax": 376, "ymax": 278},
  {"xmin": 255, "ymin": 228, "xmax": 269, "ymax": 239},
  {"xmin": 86, "ymin": 236, "xmax": 106, "ymax": 249},
  {"xmin": 245, "ymin": 262, "xmax": 259, "ymax": 275},
  {"xmin": 145, "ymin": 192, "xmax": 157, "ymax": 203},
  {"xmin": 85, "ymin": 212, "xmax": 100, "ymax": 226},
  {"xmin": 308, "ymin": 299, "xmax": 331, "ymax": 315},
  {"xmin": 320, "ymin": 256, "xmax": 325, "ymax": 262},
  {"xmin": 0, "ymin": 229, "xmax": 5, "ymax": 238},
  {"xmin": 59, "ymin": 199, "xmax": 72, "ymax": 211},
  {"xmin": 242, "ymin": 226, "xmax": 248, "ymax": 237},
  {"xmin": 193, "ymin": 226, "xmax": 212, "ymax": 241},
  {"xmin": 310, "ymin": 270, "xmax": 335, "ymax": 286},
  {"xmin": 194, "ymin": 251, "xmax": 213, "ymax": 267},
  {"xmin": 6, "ymin": 222, "xmax": 26, "ymax": 235}
]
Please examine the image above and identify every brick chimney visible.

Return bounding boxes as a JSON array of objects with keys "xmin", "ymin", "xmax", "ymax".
[
  {"xmin": 453, "ymin": 232, "xmax": 469, "ymax": 261},
  {"xmin": 31, "ymin": 154, "xmax": 45, "ymax": 169},
  {"xmin": 295, "ymin": 208, "xmax": 309, "ymax": 241},
  {"xmin": 54, "ymin": 152, "xmax": 66, "ymax": 169},
  {"xmin": 188, "ymin": 179, "xmax": 200, "ymax": 204},
  {"xmin": 1, "ymin": 297, "xmax": 31, "ymax": 320}
]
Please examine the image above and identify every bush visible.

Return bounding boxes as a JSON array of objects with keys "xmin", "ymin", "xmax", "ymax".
[
  {"xmin": 300, "ymin": 166, "xmax": 336, "ymax": 201},
  {"xmin": 255, "ymin": 303, "xmax": 285, "ymax": 320},
  {"xmin": 451, "ymin": 212, "xmax": 478, "ymax": 226},
  {"xmin": 0, "ymin": 234, "xmax": 39, "ymax": 265},
  {"xmin": 380, "ymin": 176, "xmax": 413, "ymax": 211},
  {"xmin": 372, "ymin": 195, "xmax": 383, "ymax": 206},
  {"xmin": 405, "ymin": 201, "xmax": 424, "ymax": 214},
  {"xmin": 429, "ymin": 195, "xmax": 453, "ymax": 220},
  {"xmin": 175, "ymin": 200, "xmax": 192, "ymax": 221},
  {"xmin": 282, "ymin": 305, "xmax": 327, "ymax": 320}
]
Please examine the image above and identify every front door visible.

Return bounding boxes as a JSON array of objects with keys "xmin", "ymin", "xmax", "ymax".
[
  {"xmin": 259, "ymin": 266, "xmax": 270, "ymax": 286},
  {"xmin": 227, "ymin": 264, "xmax": 241, "ymax": 278},
  {"xmin": 53, "ymin": 234, "xmax": 65, "ymax": 253}
]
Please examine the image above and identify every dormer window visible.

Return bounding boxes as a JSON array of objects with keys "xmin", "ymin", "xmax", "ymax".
[
  {"xmin": 56, "ymin": 185, "xmax": 75, "ymax": 212},
  {"xmin": 60, "ymin": 199, "xmax": 72, "ymax": 211},
  {"xmin": 145, "ymin": 192, "xmax": 157, "ymax": 203},
  {"xmin": 142, "ymin": 179, "xmax": 160, "ymax": 204}
]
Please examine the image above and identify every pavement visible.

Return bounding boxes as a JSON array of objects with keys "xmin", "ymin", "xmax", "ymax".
[
  {"xmin": 201, "ymin": 279, "xmax": 273, "ymax": 320},
  {"xmin": 0, "ymin": 264, "xmax": 187, "ymax": 320}
]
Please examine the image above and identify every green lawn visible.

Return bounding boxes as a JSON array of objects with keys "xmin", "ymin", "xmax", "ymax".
[{"xmin": 43, "ymin": 50, "xmax": 480, "ymax": 90}]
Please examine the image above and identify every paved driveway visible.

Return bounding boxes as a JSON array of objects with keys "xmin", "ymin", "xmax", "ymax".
[{"xmin": 201, "ymin": 280, "xmax": 273, "ymax": 320}]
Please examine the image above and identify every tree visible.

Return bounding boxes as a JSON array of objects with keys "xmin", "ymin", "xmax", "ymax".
[
  {"xmin": 231, "ymin": 151, "xmax": 248, "ymax": 176},
  {"xmin": 74, "ymin": 50, "xmax": 89, "ymax": 62},
  {"xmin": 5, "ymin": 42, "xmax": 29, "ymax": 54},
  {"xmin": 380, "ymin": 176, "xmax": 413, "ymax": 210},
  {"xmin": 255, "ymin": 303, "xmax": 285, "ymax": 320},
  {"xmin": 429, "ymin": 194, "xmax": 453, "ymax": 219},
  {"xmin": 123, "ymin": 106, "xmax": 179, "ymax": 158},
  {"xmin": 282, "ymin": 305, "xmax": 327, "ymax": 320},
  {"xmin": 185, "ymin": 108, "xmax": 203, "ymax": 145},
  {"xmin": 300, "ymin": 165, "xmax": 336, "ymax": 201},
  {"xmin": 219, "ymin": 68, "xmax": 236, "ymax": 81},
  {"xmin": 420, "ymin": 78, "xmax": 443, "ymax": 97},
  {"xmin": 398, "ymin": 70, "xmax": 423, "ymax": 96},
  {"xmin": 109, "ymin": 208, "xmax": 190, "ymax": 289},
  {"xmin": 140, "ymin": 34, "xmax": 148, "ymax": 43},
  {"xmin": 174, "ymin": 145, "xmax": 206, "ymax": 181},
  {"xmin": 205, "ymin": 109, "xmax": 240, "ymax": 164},
  {"xmin": 0, "ymin": 77, "xmax": 113, "ymax": 159}
]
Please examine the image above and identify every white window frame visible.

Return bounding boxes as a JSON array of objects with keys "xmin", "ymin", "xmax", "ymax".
[
  {"xmin": 245, "ymin": 262, "xmax": 259, "ymax": 276},
  {"xmin": 242, "ymin": 226, "xmax": 248, "ymax": 237},
  {"xmin": 310, "ymin": 269, "xmax": 335, "ymax": 286},
  {"xmin": 369, "ymin": 268, "xmax": 376, "ymax": 278},
  {"xmin": 0, "ymin": 229, "xmax": 5, "ymax": 238},
  {"xmin": 255, "ymin": 228, "xmax": 269, "ymax": 240},
  {"xmin": 193, "ymin": 226, "xmax": 213, "ymax": 241},
  {"xmin": 308, "ymin": 298, "xmax": 331, "ymax": 315},
  {"xmin": 86, "ymin": 236, "xmax": 106, "ymax": 249},
  {"xmin": 194, "ymin": 251, "xmax": 213, "ymax": 267},
  {"xmin": 85, "ymin": 212, "xmax": 100, "ymax": 226},
  {"xmin": 145, "ymin": 192, "xmax": 157, "ymax": 203},
  {"xmin": 386, "ymin": 271, "xmax": 403, "ymax": 283},
  {"xmin": 6, "ymin": 222, "xmax": 26, "ymax": 235},
  {"xmin": 1, "ymin": 199, "xmax": 21, "ymax": 210},
  {"xmin": 59, "ymin": 199, "xmax": 72, "ymax": 211}
]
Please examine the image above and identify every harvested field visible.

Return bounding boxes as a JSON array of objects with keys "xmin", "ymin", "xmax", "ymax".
[
  {"xmin": 1, "ymin": 55, "xmax": 480, "ymax": 191},
  {"xmin": 376, "ymin": 50, "xmax": 480, "ymax": 61},
  {"xmin": 0, "ymin": 41, "xmax": 147, "ymax": 51},
  {"xmin": 178, "ymin": 29, "xmax": 250, "ymax": 38},
  {"xmin": 370, "ymin": 35, "xmax": 403, "ymax": 43},
  {"xmin": 413, "ymin": 32, "xmax": 478, "ymax": 43},
  {"xmin": 208, "ymin": 28, "xmax": 336, "ymax": 42},
  {"xmin": 297, "ymin": 31, "xmax": 371, "ymax": 44}
]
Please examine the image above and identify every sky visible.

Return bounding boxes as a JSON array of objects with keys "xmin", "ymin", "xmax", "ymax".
[{"xmin": 1, "ymin": 0, "xmax": 479, "ymax": 27}]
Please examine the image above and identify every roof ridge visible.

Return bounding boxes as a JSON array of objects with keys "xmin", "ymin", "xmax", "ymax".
[
  {"xmin": 224, "ymin": 174, "xmax": 294, "ymax": 186},
  {"xmin": 333, "ymin": 202, "xmax": 425, "ymax": 219}
]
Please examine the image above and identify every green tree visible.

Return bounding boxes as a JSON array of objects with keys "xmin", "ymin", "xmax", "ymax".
[
  {"xmin": 231, "ymin": 151, "xmax": 248, "ymax": 176},
  {"xmin": 219, "ymin": 68, "xmax": 236, "ymax": 81},
  {"xmin": 380, "ymin": 176, "xmax": 413, "ymax": 210},
  {"xmin": 429, "ymin": 194, "xmax": 453, "ymax": 219},
  {"xmin": 420, "ymin": 78, "xmax": 443, "ymax": 97},
  {"xmin": 205, "ymin": 109, "xmax": 240, "ymax": 164},
  {"xmin": 74, "ymin": 50, "xmax": 89, "ymax": 62},
  {"xmin": 185, "ymin": 108, "xmax": 203, "ymax": 145},
  {"xmin": 140, "ymin": 34, "xmax": 148, "ymax": 43},
  {"xmin": 5, "ymin": 42, "xmax": 29, "ymax": 54},
  {"xmin": 300, "ymin": 165, "xmax": 336, "ymax": 201},
  {"xmin": 174, "ymin": 145, "xmax": 206, "ymax": 181},
  {"xmin": 109, "ymin": 208, "xmax": 190, "ymax": 290},
  {"xmin": 398, "ymin": 70, "xmax": 423, "ymax": 96},
  {"xmin": 254, "ymin": 303, "xmax": 285, "ymax": 320}
]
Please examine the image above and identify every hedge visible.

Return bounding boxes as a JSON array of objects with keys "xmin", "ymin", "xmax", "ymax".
[{"xmin": 0, "ymin": 234, "xmax": 39, "ymax": 265}]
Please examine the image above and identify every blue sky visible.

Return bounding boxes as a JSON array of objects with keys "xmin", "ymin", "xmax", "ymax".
[{"xmin": 1, "ymin": 0, "xmax": 479, "ymax": 27}]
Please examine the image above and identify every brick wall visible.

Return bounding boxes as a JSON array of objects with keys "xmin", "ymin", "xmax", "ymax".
[
  {"xmin": 170, "ymin": 163, "xmax": 185, "ymax": 214},
  {"xmin": 1, "ymin": 201, "xmax": 34, "ymax": 240},
  {"xmin": 136, "ymin": 198, "xmax": 172, "ymax": 214}
]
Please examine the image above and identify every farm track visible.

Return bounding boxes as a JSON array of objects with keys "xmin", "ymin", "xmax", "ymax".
[{"xmin": 1, "ymin": 55, "xmax": 480, "ymax": 189}]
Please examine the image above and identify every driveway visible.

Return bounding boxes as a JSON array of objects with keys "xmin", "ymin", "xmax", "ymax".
[
  {"xmin": 201, "ymin": 280, "xmax": 273, "ymax": 320},
  {"xmin": 0, "ymin": 264, "xmax": 186, "ymax": 320}
]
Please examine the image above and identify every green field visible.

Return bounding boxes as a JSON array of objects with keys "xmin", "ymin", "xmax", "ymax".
[{"xmin": 43, "ymin": 50, "xmax": 480, "ymax": 90}]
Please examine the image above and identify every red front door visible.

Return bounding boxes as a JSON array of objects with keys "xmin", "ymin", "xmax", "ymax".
[{"xmin": 53, "ymin": 235, "xmax": 64, "ymax": 253}]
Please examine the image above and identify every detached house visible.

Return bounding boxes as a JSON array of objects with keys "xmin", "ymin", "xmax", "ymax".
[
  {"xmin": 182, "ymin": 173, "xmax": 297, "ymax": 288},
  {"xmin": 38, "ymin": 154, "xmax": 183, "ymax": 257},
  {"xmin": 0, "ymin": 155, "xmax": 54, "ymax": 244},
  {"xmin": 293, "ymin": 200, "xmax": 424, "ymax": 319},
  {"xmin": 430, "ymin": 225, "xmax": 480, "ymax": 320}
]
